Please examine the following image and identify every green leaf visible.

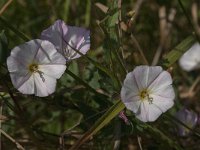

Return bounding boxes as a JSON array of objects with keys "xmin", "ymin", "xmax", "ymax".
[
  {"xmin": 88, "ymin": 71, "xmax": 100, "ymax": 89},
  {"xmin": 107, "ymin": 0, "xmax": 118, "ymax": 28},
  {"xmin": 160, "ymin": 35, "xmax": 196, "ymax": 68},
  {"xmin": 70, "ymin": 35, "xmax": 196, "ymax": 149}
]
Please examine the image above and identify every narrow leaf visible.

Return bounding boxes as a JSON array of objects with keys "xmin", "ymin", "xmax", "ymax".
[{"xmin": 160, "ymin": 35, "xmax": 196, "ymax": 68}]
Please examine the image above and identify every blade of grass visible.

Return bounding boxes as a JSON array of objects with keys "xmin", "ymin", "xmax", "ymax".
[
  {"xmin": 85, "ymin": 0, "xmax": 91, "ymax": 27},
  {"xmin": 63, "ymin": 0, "xmax": 70, "ymax": 22}
]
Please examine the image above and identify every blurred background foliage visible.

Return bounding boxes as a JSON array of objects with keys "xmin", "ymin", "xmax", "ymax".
[{"xmin": 0, "ymin": 0, "xmax": 200, "ymax": 149}]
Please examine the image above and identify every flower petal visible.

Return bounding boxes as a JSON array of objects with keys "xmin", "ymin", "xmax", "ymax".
[
  {"xmin": 7, "ymin": 56, "xmax": 28, "ymax": 73},
  {"xmin": 124, "ymin": 99, "xmax": 141, "ymax": 114},
  {"xmin": 121, "ymin": 72, "xmax": 140, "ymax": 103},
  {"xmin": 136, "ymin": 101, "xmax": 164, "ymax": 122},
  {"xmin": 34, "ymin": 40, "xmax": 66, "ymax": 65},
  {"xmin": 147, "ymin": 104, "xmax": 163, "ymax": 122},
  {"xmin": 179, "ymin": 42, "xmax": 200, "ymax": 71},
  {"xmin": 135, "ymin": 101, "xmax": 149, "ymax": 122},
  {"xmin": 7, "ymin": 39, "xmax": 42, "ymax": 73},
  {"xmin": 179, "ymin": 59, "xmax": 199, "ymax": 72},
  {"xmin": 133, "ymin": 66, "xmax": 163, "ymax": 89},
  {"xmin": 64, "ymin": 27, "xmax": 90, "ymax": 59},
  {"xmin": 39, "ymin": 64, "xmax": 66, "ymax": 79},
  {"xmin": 152, "ymin": 85, "xmax": 175, "ymax": 99},
  {"xmin": 33, "ymin": 73, "xmax": 56, "ymax": 97},
  {"xmin": 151, "ymin": 94, "xmax": 174, "ymax": 112},
  {"xmin": 148, "ymin": 71, "xmax": 173, "ymax": 92},
  {"xmin": 10, "ymin": 73, "xmax": 34, "ymax": 94},
  {"xmin": 41, "ymin": 20, "xmax": 65, "ymax": 54},
  {"xmin": 41, "ymin": 20, "xmax": 90, "ymax": 60}
]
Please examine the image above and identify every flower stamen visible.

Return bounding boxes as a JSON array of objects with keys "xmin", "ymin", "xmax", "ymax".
[
  {"xmin": 139, "ymin": 89, "xmax": 153, "ymax": 104},
  {"xmin": 29, "ymin": 63, "xmax": 45, "ymax": 82},
  {"xmin": 37, "ymin": 71, "xmax": 45, "ymax": 82},
  {"xmin": 29, "ymin": 63, "xmax": 38, "ymax": 73},
  {"xmin": 147, "ymin": 95, "xmax": 153, "ymax": 104}
]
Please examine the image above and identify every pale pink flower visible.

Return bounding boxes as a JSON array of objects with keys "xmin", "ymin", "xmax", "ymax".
[
  {"xmin": 7, "ymin": 39, "xmax": 66, "ymax": 97},
  {"xmin": 41, "ymin": 20, "xmax": 90, "ymax": 60},
  {"xmin": 121, "ymin": 66, "xmax": 175, "ymax": 122}
]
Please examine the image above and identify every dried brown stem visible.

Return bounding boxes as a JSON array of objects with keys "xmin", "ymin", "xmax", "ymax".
[
  {"xmin": 0, "ymin": 129, "xmax": 25, "ymax": 150},
  {"xmin": 191, "ymin": 2, "xmax": 200, "ymax": 36},
  {"xmin": 137, "ymin": 136, "xmax": 143, "ymax": 150},
  {"xmin": 152, "ymin": 7, "xmax": 176, "ymax": 65},
  {"xmin": 0, "ymin": 0, "xmax": 13, "ymax": 16}
]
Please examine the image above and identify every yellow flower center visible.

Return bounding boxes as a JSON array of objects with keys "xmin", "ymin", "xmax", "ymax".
[
  {"xmin": 139, "ymin": 89, "xmax": 153, "ymax": 104},
  {"xmin": 28, "ymin": 63, "xmax": 45, "ymax": 82},
  {"xmin": 139, "ymin": 89, "xmax": 148, "ymax": 100},
  {"xmin": 29, "ymin": 63, "xmax": 39, "ymax": 73}
]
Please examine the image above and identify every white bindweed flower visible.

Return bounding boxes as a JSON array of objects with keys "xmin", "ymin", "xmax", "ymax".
[
  {"xmin": 121, "ymin": 66, "xmax": 175, "ymax": 122},
  {"xmin": 7, "ymin": 39, "xmax": 66, "ymax": 97},
  {"xmin": 41, "ymin": 20, "xmax": 90, "ymax": 60},
  {"xmin": 179, "ymin": 42, "xmax": 200, "ymax": 71}
]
